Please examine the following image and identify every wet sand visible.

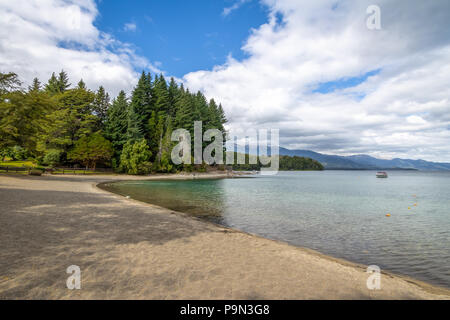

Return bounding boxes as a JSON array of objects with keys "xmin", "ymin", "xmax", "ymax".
[{"xmin": 0, "ymin": 174, "xmax": 449, "ymax": 299}]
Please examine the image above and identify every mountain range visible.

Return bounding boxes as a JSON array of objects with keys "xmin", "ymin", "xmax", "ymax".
[
  {"xmin": 229, "ymin": 144, "xmax": 450, "ymax": 170},
  {"xmin": 277, "ymin": 148, "xmax": 450, "ymax": 170}
]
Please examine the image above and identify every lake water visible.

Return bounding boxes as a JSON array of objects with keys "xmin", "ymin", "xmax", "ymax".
[{"xmin": 102, "ymin": 171, "xmax": 450, "ymax": 289}]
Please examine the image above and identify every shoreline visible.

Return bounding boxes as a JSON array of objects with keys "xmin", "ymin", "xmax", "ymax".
[
  {"xmin": 96, "ymin": 175, "xmax": 450, "ymax": 296},
  {"xmin": 0, "ymin": 173, "xmax": 449, "ymax": 299}
]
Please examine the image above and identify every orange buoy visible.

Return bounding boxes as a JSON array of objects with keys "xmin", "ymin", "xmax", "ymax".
[{"xmin": 386, "ymin": 213, "xmax": 391, "ymax": 217}]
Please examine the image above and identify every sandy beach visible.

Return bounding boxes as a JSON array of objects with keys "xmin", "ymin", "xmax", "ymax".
[{"xmin": 0, "ymin": 173, "xmax": 449, "ymax": 300}]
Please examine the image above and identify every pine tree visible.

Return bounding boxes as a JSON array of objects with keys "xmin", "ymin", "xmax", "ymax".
[
  {"xmin": 93, "ymin": 86, "xmax": 110, "ymax": 130},
  {"xmin": 127, "ymin": 71, "xmax": 153, "ymax": 141},
  {"xmin": 0, "ymin": 72, "xmax": 21, "ymax": 95},
  {"xmin": 147, "ymin": 111, "xmax": 159, "ymax": 162},
  {"xmin": 77, "ymin": 79, "xmax": 87, "ymax": 90},
  {"xmin": 153, "ymin": 74, "xmax": 170, "ymax": 114},
  {"xmin": 194, "ymin": 91, "xmax": 209, "ymax": 127},
  {"xmin": 45, "ymin": 73, "xmax": 60, "ymax": 95},
  {"xmin": 105, "ymin": 91, "xmax": 129, "ymax": 160},
  {"xmin": 174, "ymin": 88, "xmax": 195, "ymax": 132},
  {"xmin": 168, "ymin": 77, "xmax": 179, "ymax": 117},
  {"xmin": 57, "ymin": 70, "xmax": 71, "ymax": 93},
  {"xmin": 45, "ymin": 70, "xmax": 71, "ymax": 95},
  {"xmin": 155, "ymin": 114, "xmax": 165, "ymax": 165},
  {"xmin": 160, "ymin": 116, "xmax": 174, "ymax": 172},
  {"xmin": 218, "ymin": 103, "xmax": 227, "ymax": 126},
  {"xmin": 28, "ymin": 78, "xmax": 41, "ymax": 92},
  {"xmin": 208, "ymin": 99, "xmax": 227, "ymax": 131}
]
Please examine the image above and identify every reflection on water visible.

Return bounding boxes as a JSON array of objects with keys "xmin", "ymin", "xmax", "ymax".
[
  {"xmin": 102, "ymin": 171, "xmax": 450, "ymax": 289},
  {"xmin": 103, "ymin": 179, "xmax": 227, "ymax": 217}
]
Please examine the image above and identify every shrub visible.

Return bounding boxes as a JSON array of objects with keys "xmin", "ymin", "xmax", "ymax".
[
  {"xmin": 43, "ymin": 149, "xmax": 62, "ymax": 167},
  {"xmin": 2, "ymin": 146, "xmax": 29, "ymax": 161},
  {"xmin": 119, "ymin": 139, "xmax": 152, "ymax": 175}
]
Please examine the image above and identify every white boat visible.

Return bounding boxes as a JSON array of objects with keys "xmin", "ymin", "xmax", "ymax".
[{"xmin": 376, "ymin": 171, "xmax": 388, "ymax": 178}]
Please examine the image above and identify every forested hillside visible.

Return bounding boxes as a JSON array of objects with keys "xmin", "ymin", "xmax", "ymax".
[{"xmin": 231, "ymin": 153, "xmax": 324, "ymax": 171}]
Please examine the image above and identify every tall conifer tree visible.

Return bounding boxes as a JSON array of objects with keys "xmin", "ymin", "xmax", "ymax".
[
  {"xmin": 28, "ymin": 78, "xmax": 41, "ymax": 92},
  {"xmin": 93, "ymin": 86, "xmax": 110, "ymax": 130},
  {"xmin": 45, "ymin": 73, "xmax": 60, "ymax": 95},
  {"xmin": 105, "ymin": 90, "xmax": 129, "ymax": 164},
  {"xmin": 127, "ymin": 71, "xmax": 152, "ymax": 141}
]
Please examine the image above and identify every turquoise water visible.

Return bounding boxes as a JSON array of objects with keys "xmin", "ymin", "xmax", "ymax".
[{"xmin": 103, "ymin": 171, "xmax": 450, "ymax": 288}]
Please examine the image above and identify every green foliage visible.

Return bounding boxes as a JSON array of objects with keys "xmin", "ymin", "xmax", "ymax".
[
  {"xmin": 160, "ymin": 116, "xmax": 174, "ymax": 172},
  {"xmin": 93, "ymin": 86, "xmax": 110, "ymax": 130},
  {"xmin": 45, "ymin": 70, "xmax": 70, "ymax": 95},
  {"xmin": 153, "ymin": 74, "xmax": 170, "ymax": 114},
  {"xmin": 68, "ymin": 133, "xmax": 113, "ymax": 170},
  {"xmin": 42, "ymin": 149, "xmax": 63, "ymax": 167},
  {"xmin": 77, "ymin": 79, "xmax": 87, "ymax": 90},
  {"xmin": 0, "ymin": 69, "xmax": 228, "ymax": 175},
  {"xmin": 0, "ymin": 146, "xmax": 29, "ymax": 161},
  {"xmin": 28, "ymin": 78, "xmax": 41, "ymax": 92},
  {"xmin": 44, "ymin": 73, "xmax": 59, "ymax": 95},
  {"xmin": 119, "ymin": 139, "xmax": 152, "ymax": 175},
  {"xmin": 12, "ymin": 146, "xmax": 29, "ymax": 161},
  {"xmin": 279, "ymin": 155, "xmax": 324, "ymax": 171},
  {"xmin": 127, "ymin": 72, "xmax": 152, "ymax": 141},
  {"xmin": 0, "ymin": 72, "xmax": 21, "ymax": 95},
  {"xmin": 0, "ymin": 160, "xmax": 36, "ymax": 168},
  {"xmin": 167, "ymin": 77, "xmax": 179, "ymax": 117},
  {"xmin": 105, "ymin": 90, "xmax": 128, "ymax": 161},
  {"xmin": 42, "ymin": 86, "xmax": 96, "ymax": 152},
  {"xmin": 57, "ymin": 70, "xmax": 71, "ymax": 93},
  {"xmin": 0, "ymin": 147, "xmax": 12, "ymax": 161},
  {"xmin": 0, "ymin": 88, "xmax": 55, "ymax": 152},
  {"xmin": 231, "ymin": 153, "xmax": 324, "ymax": 171}
]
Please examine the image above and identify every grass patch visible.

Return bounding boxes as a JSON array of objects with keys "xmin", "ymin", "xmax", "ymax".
[
  {"xmin": 0, "ymin": 170, "xmax": 29, "ymax": 175},
  {"xmin": 0, "ymin": 161, "xmax": 115, "ymax": 175},
  {"xmin": 51, "ymin": 170, "xmax": 114, "ymax": 175},
  {"xmin": 0, "ymin": 161, "xmax": 36, "ymax": 168},
  {"xmin": 0, "ymin": 161, "xmax": 42, "ymax": 175}
]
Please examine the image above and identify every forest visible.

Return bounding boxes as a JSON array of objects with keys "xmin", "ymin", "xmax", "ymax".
[
  {"xmin": 0, "ymin": 70, "xmax": 227, "ymax": 174},
  {"xmin": 231, "ymin": 154, "xmax": 324, "ymax": 171},
  {"xmin": 0, "ymin": 70, "xmax": 323, "ymax": 174}
]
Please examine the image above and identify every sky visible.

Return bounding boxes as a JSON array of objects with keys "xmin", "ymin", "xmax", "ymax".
[{"xmin": 0, "ymin": 0, "xmax": 450, "ymax": 162}]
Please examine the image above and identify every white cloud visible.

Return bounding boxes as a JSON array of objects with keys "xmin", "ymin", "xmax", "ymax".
[
  {"xmin": 0, "ymin": 0, "xmax": 158, "ymax": 96},
  {"xmin": 185, "ymin": 0, "xmax": 450, "ymax": 162},
  {"xmin": 124, "ymin": 22, "xmax": 137, "ymax": 32},
  {"xmin": 223, "ymin": 0, "xmax": 251, "ymax": 17}
]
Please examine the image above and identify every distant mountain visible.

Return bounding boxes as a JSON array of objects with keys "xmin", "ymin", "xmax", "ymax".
[
  {"xmin": 277, "ymin": 147, "xmax": 450, "ymax": 171},
  {"xmin": 277, "ymin": 147, "xmax": 369, "ymax": 169},
  {"xmin": 228, "ymin": 144, "xmax": 450, "ymax": 170},
  {"xmin": 344, "ymin": 154, "xmax": 450, "ymax": 171}
]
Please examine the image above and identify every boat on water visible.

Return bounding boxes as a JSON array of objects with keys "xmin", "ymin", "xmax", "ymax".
[{"xmin": 376, "ymin": 171, "xmax": 388, "ymax": 178}]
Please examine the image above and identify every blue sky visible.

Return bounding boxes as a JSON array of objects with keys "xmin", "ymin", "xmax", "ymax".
[
  {"xmin": 313, "ymin": 69, "xmax": 381, "ymax": 95},
  {"xmin": 95, "ymin": 0, "xmax": 269, "ymax": 77}
]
